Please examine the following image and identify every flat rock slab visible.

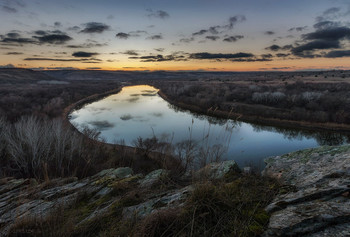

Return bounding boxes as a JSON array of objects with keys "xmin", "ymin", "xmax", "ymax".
[{"xmin": 263, "ymin": 145, "xmax": 350, "ymax": 237}]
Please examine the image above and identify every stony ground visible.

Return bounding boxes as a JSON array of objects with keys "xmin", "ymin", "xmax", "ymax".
[
  {"xmin": 0, "ymin": 145, "xmax": 349, "ymax": 236},
  {"xmin": 263, "ymin": 145, "xmax": 350, "ymax": 237}
]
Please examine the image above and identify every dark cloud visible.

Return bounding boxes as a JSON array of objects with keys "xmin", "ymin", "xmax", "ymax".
[
  {"xmin": 2, "ymin": 6, "xmax": 17, "ymax": 13},
  {"xmin": 147, "ymin": 9, "xmax": 170, "ymax": 19},
  {"xmin": 129, "ymin": 52, "xmax": 187, "ymax": 62},
  {"xmin": 325, "ymin": 50, "xmax": 350, "ymax": 58},
  {"xmin": 276, "ymin": 53, "xmax": 290, "ymax": 57},
  {"xmin": 192, "ymin": 15, "xmax": 246, "ymax": 37},
  {"xmin": 223, "ymin": 35, "xmax": 244, "ymax": 42},
  {"xmin": 34, "ymin": 34, "xmax": 72, "ymax": 44},
  {"xmin": 66, "ymin": 42, "xmax": 107, "ymax": 48},
  {"xmin": 316, "ymin": 7, "xmax": 341, "ymax": 22},
  {"xmin": 72, "ymin": 51, "xmax": 98, "ymax": 57},
  {"xmin": 1, "ymin": 37, "xmax": 36, "ymax": 44},
  {"xmin": 227, "ymin": 15, "xmax": 246, "ymax": 29},
  {"xmin": 54, "ymin": 22, "xmax": 62, "ymax": 28},
  {"xmin": 192, "ymin": 30, "xmax": 208, "ymax": 36},
  {"xmin": 291, "ymin": 40, "xmax": 340, "ymax": 57},
  {"xmin": 80, "ymin": 22, "xmax": 110, "ymax": 33},
  {"xmin": 24, "ymin": 57, "xmax": 83, "ymax": 62},
  {"xmin": 129, "ymin": 30, "xmax": 148, "ymax": 37},
  {"xmin": 288, "ymin": 26, "xmax": 307, "ymax": 32},
  {"xmin": 68, "ymin": 26, "xmax": 81, "ymax": 31},
  {"xmin": 313, "ymin": 21, "xmax": 340, "ymax": 30},
  {"xmin": 34, "ymin": 30, "xmax": 47, "ymax": 36},
  {"xmin": 265, "ymin": 44, "xmax": 293, "ymax": 51},
  {"xmin": 121, "ymin": 50, "xmax": 139, "ymax": 56},
  {"xmin": 24, "ymin": 57, "xmax": 101, "ymax": 62},
  {"xmin": 190, "ymin": 52, "xmax": 254, "ymax": 60},
  {"xmin": 264, "ymin": 31, "xmax": 275, "ymax": 35},
  {"xmin": 154, "ymin": 48, "xmax": 164, "ymax": 52},
  {"xmin": 6, "ymin": 52, "xmax": 23, "ymax": 55},
  {"xmin": 116, "ymin": 32, "xmax": 130, "ymax": 39},
  {"xmin": 209, "ymin": 26, "xmax": 220, "ymax": 34},
  {"xmin": 265, "ymin": 44, "xmax": 281, "ymax": 51},
  {"xmin": 147, "ymin": 34, "xmax": 162, "ymax": 40},
  {"xmin": 303, "ymin": 26, "xmax": 350, "ymax": 41},
  {"xmin": 180, "ymin": 37, "xmax": 194, "ymax": 43},
  {"xmin": 206, "ymin": 36, "xmax": 220, "ymax": 41},
  {"xmin": 261, "ymin": 53, "xmax": 273, "ymax": 58},
  {"xmin": 6, "ymin": 32, "xmax": 20, "ymax": 38}
]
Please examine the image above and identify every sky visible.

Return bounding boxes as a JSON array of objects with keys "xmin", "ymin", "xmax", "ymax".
[{"xmin": 0, "ymin": 0, "xmax": 350, "ymax": 71}]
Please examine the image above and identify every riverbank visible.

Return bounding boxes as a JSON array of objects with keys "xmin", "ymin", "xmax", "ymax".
[{"xmin": 158, "ymin": 89, "xmax": 350, "ymax": 133}]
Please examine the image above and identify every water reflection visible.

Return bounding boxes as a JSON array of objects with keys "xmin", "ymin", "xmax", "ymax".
[{"xmin": 70, "ymin": 85, "xmax": 350, "ymax": 168}]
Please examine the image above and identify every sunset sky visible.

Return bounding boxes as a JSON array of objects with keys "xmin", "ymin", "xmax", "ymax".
[{"xmin": 0, "ymin": 0, "xmax": 350, "ymax": 71}]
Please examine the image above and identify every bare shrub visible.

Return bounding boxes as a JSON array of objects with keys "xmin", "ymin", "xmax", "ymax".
[{"xmin": 5, "ymin": 115, "xmax": 90, "ymax": 179}]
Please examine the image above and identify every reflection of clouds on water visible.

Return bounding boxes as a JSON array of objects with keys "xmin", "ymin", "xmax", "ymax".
[
  {"xmin": 150, "ymin": 112, "xmax": 163, "ymax": 117},
  {"xmin": 130, "ymin": 94, "xmax": 140, "ymax": 97},
  {"xmin": 132, "ymin": 115, "xmax": 149, "ymax": 122},
  {"xmin": 126, "ymin": 97, "xmax": 140, "ymax": 103},
  {"xmin": 141, "ymin": 89, "xmax": 158, "ymax": 96},
  {"xmin": 141, "ymin": 93, "xmax": 157, "ymax": 96},
  {"xmin": 88, "ymin": 120, "xmax": 115, "ymax": 130},
  {"xmin": 120, "ymin": 114, "xmax": 133, "ymax": 121}
]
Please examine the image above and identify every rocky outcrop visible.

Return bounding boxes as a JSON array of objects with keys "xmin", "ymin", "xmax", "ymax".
[
  {"xmin": 263, "ymin": 145, "xmax": 350, "ymax": 237},
  {"xmin": 0, "ymin": 161, "xmax": 238, "ymax": 236}
]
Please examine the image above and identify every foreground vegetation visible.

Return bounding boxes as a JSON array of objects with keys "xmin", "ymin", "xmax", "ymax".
[{"xmin": 7, "ymin": 172, "xmax": 279, "ymax": 237}]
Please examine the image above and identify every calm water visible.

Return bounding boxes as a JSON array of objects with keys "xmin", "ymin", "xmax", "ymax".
[{"xmin": 69, "ymin": 85, "xmax": 349, "ymax": 168}]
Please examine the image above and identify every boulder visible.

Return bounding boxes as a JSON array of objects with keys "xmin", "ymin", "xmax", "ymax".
[{"xmin": 263, "ymin": 145, "xmax": 350, "ymax": 236}]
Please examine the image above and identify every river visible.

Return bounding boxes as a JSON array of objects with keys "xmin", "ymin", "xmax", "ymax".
[{"xmin": 69, "ymin": 85, "xmax": 349, "ymax": 169}]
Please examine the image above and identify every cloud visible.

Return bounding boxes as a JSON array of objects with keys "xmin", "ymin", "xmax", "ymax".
[
  {"xmin": 276, "ymin": 53, "xmax": 290, "ymax": 57},
  {"xmin": 288, "ymin": 26, "xmax": 308, "ymax": 32},
  {"xmin": 227, "ymin": 15, "xmax": 246, "ymax": 29},
  {"xmin": 291, "ymin": 40, "xmax": 340, "ymax": 57},
  {"xmin": 6, "ymin": 32, "xmax": 21, "ymax": 38},
  {"xmin": 223, "ymin": 35, "xmax": 244, "ymax": 42},
  {"xmin": 190, "ymin": 52, "xmax": 254, "ymax": 60},
  {"xmin": 6, "ymin": 52, "xmax": 23, "ymax": 55},
  {"xmin": 325, "ymin": 50, "xmax": 350, "ymax": 58},
  {"xmin": 116, "ymin": 32, "xmax": 130, "ymax": 39},
  {"xmin": 66, "ymin": 42, "xmax": 107, "ymax": 48},
  {"xmin": 2, "ymin": 6, "xmax": 17, "ymax": 13},
  {"xmin": 192, "ymin": 30, "xmax": 208, "ymax": 36},
  {"xmin": 80, "ymin": 22, "xmax": 110, "ymax": 33},
  {"xmin": 264, "ymin": 31, "xmax": 275, "ymax": 35},
  {"xmin": 179, "ymin": 37, "xmax": 194, "ymax": 43},
  {"xmin": 313, "ymin": 21, "xmax": 340, "ymax": 30},
  {"xmin": 85, "ymin": 67, "xmax": 102, "ymax": 70},
  {"xmin": 68, "ymin": 26, "xmax": 81, "ymax": 31},
  {"xmin": 265, "ymin": 44, "xmax": 293, "ymax": 51},
  {"xmin": 34, "ymin": 34, "xmax": 72, "ymax": 44},
  {"xmin": 24, "ymin": 57, "xmax": 101, "ymax": 62},
  {"xmin": 129, "ymin": 52, "xmax": 187, "ymax": 62},
  {"xmin": 206, "ymin": 36, "xmax": 220, "ymax": 41},
  {"xmin": 147, "ymin": 34, "xmax": 162, "ymax": 40},
  {"xmin": 1, "ymin": 37, "xmax": 36, "ymax": 44},
  {"xmin": 72, "ymin": 51, "xmax": 98, "ymax": 57},
  {"xmin": 303, "ymin": 26, "xmax": 350, "ymax": 41},
  {"xmin": 316, "ymin": 7, "xmax": 342, "ymax": 22},
  {"xmin": 154, "ymin": 48, "xmax": 164, "ymax": 52},
  {"xmin": 54, "ymin": 22, "xmax": 62, "ymax": 28},
  {"xmin": 147, "ymin": 9, "xmax": 170, "ymax": 19},
  {"xmin": 121, "ymin": 50, "xmax": 139, "ymax": 56}
]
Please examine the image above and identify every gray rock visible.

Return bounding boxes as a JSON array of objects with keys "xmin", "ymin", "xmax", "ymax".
[
  {"xmin": 263, "ymin": 145, "xmax": 350, "ymax": 236},
  {"xmin": 138, "ymin": 169, "xmax": 167, "ymax": 188},
  {"xmin": 195, "ymin": 160, "xmax": 240, "ymax": 180}
]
